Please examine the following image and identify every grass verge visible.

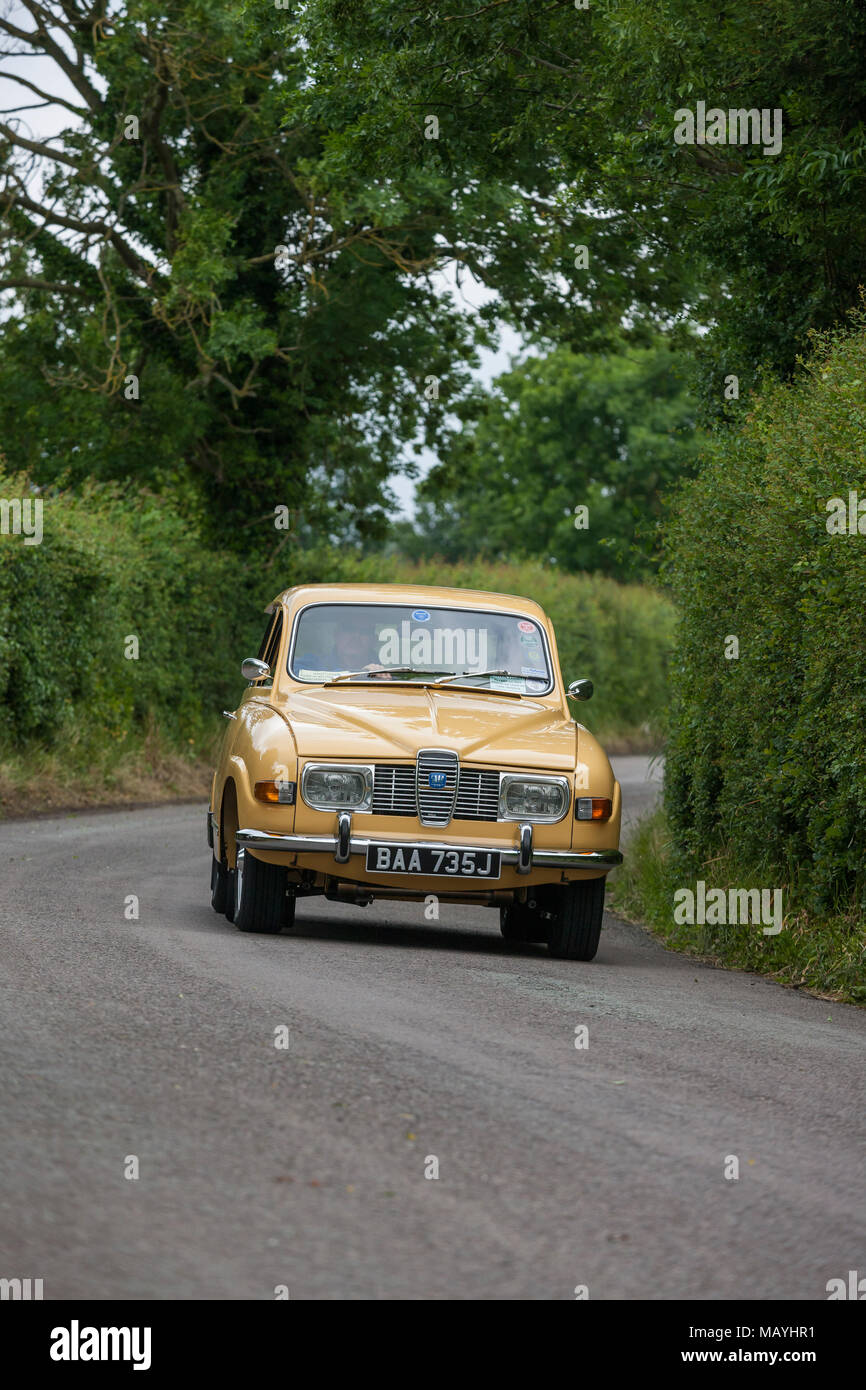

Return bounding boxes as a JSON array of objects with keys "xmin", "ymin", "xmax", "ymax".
[
  {"xmin": 609, "ymin": 808, "xmax": 866, "ymax": 1007},
  {"xmin": 0, "ymin": 720, "xmax": 216, "ymax": 819}
]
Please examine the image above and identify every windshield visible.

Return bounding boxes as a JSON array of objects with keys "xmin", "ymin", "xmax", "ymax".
[{"xmin": 289, "ymin": 603, "xmax": 553, "ymax": 694}]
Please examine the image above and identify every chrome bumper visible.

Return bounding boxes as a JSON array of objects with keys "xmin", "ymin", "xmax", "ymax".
[{"xmin": 235, "ymin": 825, "xmax": 622, "ymax": 873}]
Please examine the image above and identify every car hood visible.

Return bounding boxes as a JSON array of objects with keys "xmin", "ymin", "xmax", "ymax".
[{"xmin": 274, "ymin": 685, "xmax": 577, "ymax": 770}]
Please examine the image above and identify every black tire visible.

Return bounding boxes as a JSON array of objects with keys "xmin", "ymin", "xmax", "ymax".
[
  {"xmin": 499, "ymin": 903, "xmax": 529, "ymax": 942},
  {"xmin": 210, "ymin": 855, "xmax": 229, "ymax": 914},
  {"xmin": 234, "ymin": 849, "xmax": 288, "ymax": 935},
  {"xmin": 499, "ymin": 898, "xmax": 547, "ymax": 943},
  {"xmin": 282, "ymin": 892, "xmax": 297, "ymax": 931},
  {"xmin": 546, "ymin": 877, "xmax": 606, "ymax": 961}
]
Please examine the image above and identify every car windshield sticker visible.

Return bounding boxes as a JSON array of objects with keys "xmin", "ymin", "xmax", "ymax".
[
  {"xmin": 517, "ymin": 620, "xmax": 535, "ymax": 633},
  {"xmin": 522, "ymin": 666, "xmax": 547, "ymax": 677},
  {"xmin": 490, "ymin": 675, "xmax": 526, "ymax": 691},
  {"xmin": 298, "ymin": 668, "xmax": 340, "ymax": 681},
  {"xmin": 411, "ymin": 608, "xmax": 430, "ymax": 621},
  {"xmin": 378, "ymin": 621, "xmax": 489, "ymax": 672}
]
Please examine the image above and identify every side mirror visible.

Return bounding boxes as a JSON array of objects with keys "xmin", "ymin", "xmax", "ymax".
[
  {"xmin": 242, "ymin": 657, "xmax": 270, "ymax": 683},
  {"xmin": 567, "ymin": 678, "xmax": 593, "ymax": 702}
]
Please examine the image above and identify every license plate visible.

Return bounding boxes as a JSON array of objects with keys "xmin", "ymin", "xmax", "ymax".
[{"xmin": 365, "ymin": 844, "xmax": 501, "ymax": 878}]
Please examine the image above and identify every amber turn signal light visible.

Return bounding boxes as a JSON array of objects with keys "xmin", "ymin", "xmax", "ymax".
[
  {"xmin": 575, "ymin": 797, "xmax": 612, "ymax": 821},
  {"xmin": 254, "ymin": 780, "xmax": 296, "ymax": 805}
]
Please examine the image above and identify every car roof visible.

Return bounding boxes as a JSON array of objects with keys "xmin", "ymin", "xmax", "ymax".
[{"xmin": 271, "ymin": 583, "xmax": 549, "ymax": 621}]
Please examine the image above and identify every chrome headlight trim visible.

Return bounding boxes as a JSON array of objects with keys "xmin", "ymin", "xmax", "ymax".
[
  {"xmin": 497, "ymin": 773, "xmax": 571, "ymax": 824},
  {"xmin": 300, "ymin": 762, "xmax": 375, "ymax": 813}
]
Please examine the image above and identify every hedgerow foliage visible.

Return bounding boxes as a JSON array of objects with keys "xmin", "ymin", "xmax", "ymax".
[{"xmin": 662, "ymin": 310, "xmax": 866, "ymax": 911}]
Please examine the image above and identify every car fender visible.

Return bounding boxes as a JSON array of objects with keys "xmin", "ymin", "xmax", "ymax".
[
  {"xmin": 571, "ymin": 723, "xmax": 622, "ymax": 854},
  {"xmin": 213, "ymin": 700, "xmax": 299, "ymax": 863}
]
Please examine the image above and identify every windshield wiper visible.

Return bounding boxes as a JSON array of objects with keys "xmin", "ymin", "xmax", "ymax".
[
  {"xmin": 326, "ymin": 668, "xmax": 455, "ymax": 684},
  {"xmin": 434, "ymin": 669, "xmax": 523, "ymax": 685}
]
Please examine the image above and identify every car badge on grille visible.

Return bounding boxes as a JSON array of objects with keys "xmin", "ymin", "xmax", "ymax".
[{"xmin": 416, "ymin": 749, "xmax": 459, "ymax": 826}]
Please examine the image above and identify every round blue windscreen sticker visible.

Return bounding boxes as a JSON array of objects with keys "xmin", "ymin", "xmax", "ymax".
[{"xmin": 411, "ymin": 608, "xmax": 430, "ymax": 621}]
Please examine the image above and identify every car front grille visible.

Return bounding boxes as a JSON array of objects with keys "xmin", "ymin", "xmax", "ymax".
[
  {"xmin": 416, "ymin": 749, "xmax": 459, "ymax": 826},
  {"xmin": 372, "ymin": 760, "xmax": 499, "ymax": 823}
]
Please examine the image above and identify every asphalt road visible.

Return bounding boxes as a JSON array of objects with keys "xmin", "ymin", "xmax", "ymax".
[{"xmin": 1, "ymin": 755, "xmax": 864, "ymax": 1301}]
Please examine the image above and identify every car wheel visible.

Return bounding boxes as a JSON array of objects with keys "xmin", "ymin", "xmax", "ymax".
[
  {"xmin": 546, "ymin": 877, "xmax": 606, "ymax": 961},
  {"xmin": 233, "ymin": 849, "xmax": 287, "ymax": 935},
  {"xmin": 282, "ymin": 892, "xmax": 297, "ymax": 931},
  {"xmin": 210, "ymin": 855, "xmax": 229, "ymax": 914},
  {"xmin": 499, "ymin": 898, "xmax": 547, "ymax": 943}
]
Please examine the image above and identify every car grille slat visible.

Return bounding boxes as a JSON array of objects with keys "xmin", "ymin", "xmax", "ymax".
[
  {"xmin": 372, "ymin": 762, "xmax": 499, "ymax": 822},
  {"xmin": 372, "ymin": 765, "xmax": 416, "ymax": 815},
  {"xmin": 454, "ymin": 769, "xmax": 501, "ymax": 821}
]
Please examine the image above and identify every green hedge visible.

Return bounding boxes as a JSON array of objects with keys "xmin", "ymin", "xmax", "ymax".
[
  {"xmin": 610, "ymin": 809, "xmax": 866, "ymax": 1004},
  {"xmin": 661, "ymin": 310, "xmax": 866, "ymax": 915},
  {"xmin": 0, "ymin": 476, "xmax": 676, "ymax": 767},
  {"xmin": 0, "ymin": 475, "xmax": 259, "ymax": 755}
]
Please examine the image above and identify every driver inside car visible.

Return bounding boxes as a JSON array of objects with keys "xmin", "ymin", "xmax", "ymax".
[
  {"xmin": 335, "ymin": 628, "xmax": 392, "ymax": 677},
  {"xmin": 295, "ymin": 625, "xmax": 392, "ymax": 678}
]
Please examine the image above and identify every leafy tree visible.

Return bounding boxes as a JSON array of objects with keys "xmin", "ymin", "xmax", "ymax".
[
  {"xmin": 399, "ymin": 342, "xmax": 701, "ymax": 577},
  {"xmin": 292, "ymin": 0, "xmax": 866, "ymax": 420},
  {"xmin": 283, "ymin": 1, "xmax": 699, "ymax": 354},
  {"xmin": 0, "ymin": 1, "xmax": 497, "ymax": 548},
  {"xmin": 5, "ymin": 0, "xmax": 864, "ymax": 554}
]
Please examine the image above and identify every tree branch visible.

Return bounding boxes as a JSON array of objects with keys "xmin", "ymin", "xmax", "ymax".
[
  {"xmin": 20, "ymin": 0, "xmax": 78, "ymax": 45},
  {"xmin": 0, "ymin": 275, "xmax": 89, "ymax": 296},
  {"xmin": 0, "ymin": 119, "xmax": 97, "ymax": 173},
  {"xmin": 0, "ymin": 69, "xmax": 89, "ymax": 117},
  {"xmin": 6, "ymin": 4, "xmax": 103, "ymax": 111},
  {"xmin": 4, "ymin": 186, "xmax": 164, "ymax": 287}
]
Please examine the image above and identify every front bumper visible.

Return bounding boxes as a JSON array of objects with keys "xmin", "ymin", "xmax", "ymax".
[{"xmin": 235, "ymin": 824, "xmax": 622, "ymax": 874}]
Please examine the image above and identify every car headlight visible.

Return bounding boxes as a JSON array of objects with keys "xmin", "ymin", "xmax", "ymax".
[
  {"xmin": 499, "ymin": 774, "xmax": 570, "ymax": 822},
  {"xmin": 301, "ymin": 763, "xmax": 373, "ymax": 811}
]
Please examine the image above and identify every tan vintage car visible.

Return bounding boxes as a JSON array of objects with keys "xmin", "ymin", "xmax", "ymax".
[{"xmin": 208, "ymin": 584, "xmax": 622, "ymax": 960}]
